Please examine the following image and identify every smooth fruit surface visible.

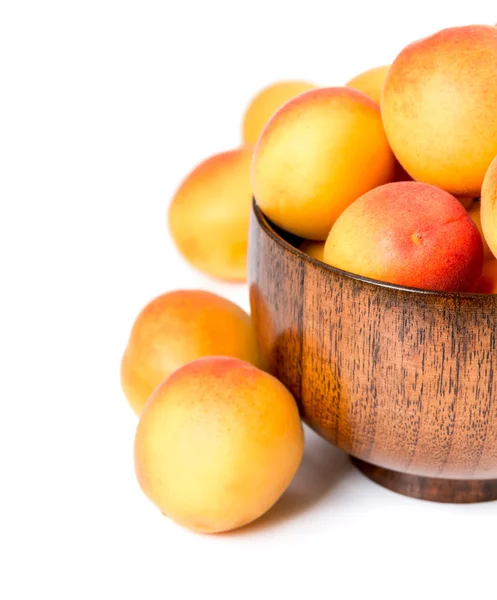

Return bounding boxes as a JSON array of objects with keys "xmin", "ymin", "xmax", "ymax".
[
  {"xmin": 382, "ymin": 25, "xmax": 497, "ymax": 196},
  {"xmin": 346, "ymin": 65, "xmax": 390, "ymax": 105},
  {"xmin": 121, "ymin": 290, "xmax": 262, "ymax": 414},
  {"xmin": 134, "ymin": 356, "xmax": 304, "ymax": 534},
  {"xmin": 252, "ymin": 87, "xmax": 395, "ymax": 240},
  {"xmin": 324, "ymin": 181, "xmax": 483, "ymax": 292},
  {"xmin": 242, "ymin": 81, "xmax": 316, "ymax": 146},
  {"xmin": 467, "ymin": 201, "xmax": 493, "ymax": 260},
  {"xmin": 168, "ymin": 147, "xmax": 252, "ymax": 282},
  {"xmin": 345, "ymin": 65, "xmax": 411, "ymax": 185},
  {"xmin": 481, "ymin": 154, "xmax": 497, "ymax": 259}
]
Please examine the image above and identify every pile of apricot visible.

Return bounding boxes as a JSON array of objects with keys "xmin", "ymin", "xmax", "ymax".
[{"xmin": 124, "ymin": 23, "xmax": 497, "ymax": 535}]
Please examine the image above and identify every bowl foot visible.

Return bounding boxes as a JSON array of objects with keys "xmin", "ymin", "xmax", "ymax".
[{"xmin": 351, "ymin": 457, "xmax": 497, "ymax": 503}]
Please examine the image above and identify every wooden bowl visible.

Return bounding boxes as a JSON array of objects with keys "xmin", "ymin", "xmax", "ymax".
[{"xmin": 248, "ymin": 201, "xmax": 497, "ymax": 503}]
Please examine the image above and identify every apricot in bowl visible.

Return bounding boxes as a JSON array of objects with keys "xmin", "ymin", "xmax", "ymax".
[
  {"xmin": 382, "ymin": 24, "xmax": 497, "ymax": 196},
  {"xmin": 251, "ymin": 86, "xmax": 395, "ymax": 240},
  {"xmin": 242, "ymin": 80, "xmax": 317, "ymax": 146},
  {"xmin": 323, "ymin": 181, "xmax": 483, "ymax": 293},
  {"xmin": 248, "ymin": 200, "xmax": 497, "ymax": 503}
]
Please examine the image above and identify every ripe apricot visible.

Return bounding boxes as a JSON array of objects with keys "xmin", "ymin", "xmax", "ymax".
[
  {"xmin": 382, "ymin": 25, "xmax": 497, "ymax": 196},
  {"xmin": 481, "ymin": 154, "xmax": 497, "ymax": 259},
  {"xmin": 121, "ymin": 290, "xmax": 262, "ymax": 415},
  {"xmin": 168, "ymin": 147, "xmax": 252, "ymax": 282},
  {"xmin": 323, "ymin": 181, "xmax": 483, "ymax": 292},
  {"xmin": 134, "ymin": 356, "xmax": 304, "ymax": 533},
  {"xmin": 242, "ymin": 81, "xmax": 316, "ymax": 146},
  {"xmin": 467, "ymin": 201, "xmax": 493, "ymax": 260},
  {"xmin": 252, "ymin": 87, "xmax": 395, "ymax": 240},
  {"xmin": 346, "ymin": 65, "xmax": 390, "ymax": 105}
]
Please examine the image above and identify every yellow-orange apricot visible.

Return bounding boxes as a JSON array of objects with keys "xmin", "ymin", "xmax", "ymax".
[
  {"xmin": 242, "ymin": 81, "xmax": 317, "ymax": 146},
  {"xmin": 134, "ymin": 356, "xmax": 304, "ymax": 533},
  {"xmin": 121, "ymin": 290, "xmax": 263, "ymax": 415},
  {"xmin": 481, "ymin": 154, "xmax": 497, "ymax": 259},
  {"xmin": 346, "ymin": 65, "xmax": 390, "ymax": 105},
  {"xmin": 168, "ymin": 147, "xmax": 252, "ymax": 282},
  {"xmin": 252, "ymin": 87, "xmax": 395, "ymax": 240},
  {"xmin": 467, "ymin": 201, "xmax": 493, "ymax": 260},
  {"xmin": 382, "ymin": 25, "xmax": 497, "ymax": 196}
]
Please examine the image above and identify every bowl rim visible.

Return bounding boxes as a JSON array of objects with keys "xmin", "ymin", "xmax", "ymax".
[{"xmin": 252, "ymin": 199, "xmax": 496, "ymax": 301}]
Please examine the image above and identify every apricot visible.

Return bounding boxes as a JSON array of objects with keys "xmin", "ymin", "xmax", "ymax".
[
  {"xmin": 134, "ymin": 356, "xmax": 304, "ymax": 534},
  {"xmin": 323, "ymin": 181, "xmax": 483, "ymax": 292},
  {"xmin": 299, "ymin": 240, "xmax": 325, "ymax": 262},
  {"xmin": 481, "ymin": 154, "xmax": 497, "ymax": 259},
  {"xmin": 168, "ymin": 147, "xmax": 252, "ymax": 282},
  {"xmin": 252, "ymin": 87, "xmax": 395, "ymax": 240},
  {"xmin": 121, "ymin": 290, "xmax": 263, "ymax": 415},
  {"xmin": 382, "ymin": 25, "xmax": 497, "ymax": 196},
  {"xmin": 242, "ymin": 81, "xmax": 317, "ymax": 146},
  {"xmin": 345, "ymin": 66, "xmax": 412, "ymax": 185},
  {"xmin": 467, "ymin": 201, "xmax": 493, "ymax": 260},
  {"xmin": 346, "ymin": 65, "xmax": 390, "ymax": 105},
  {"xmin": 476, "ymin": 259, "xmax": 497, "ymax": 294}
]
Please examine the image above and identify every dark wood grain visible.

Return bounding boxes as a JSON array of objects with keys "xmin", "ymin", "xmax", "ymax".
[
  {"xmin": 248, "ymin": 201, "xmax": 497, "ymax": 503},
  {"xmin": 351, "ymin": 458, "xmax": 497, "ymax": 503}
]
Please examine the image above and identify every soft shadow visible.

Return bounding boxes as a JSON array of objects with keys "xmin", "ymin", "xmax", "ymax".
[{"xmin": 229, "ymin": 428, "xmax": 353, "ymax": 536}]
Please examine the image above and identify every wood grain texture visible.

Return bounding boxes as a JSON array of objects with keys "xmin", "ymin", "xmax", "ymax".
[
  {"xmin": 248, "ymin": 201, "xmax": 497, "ymax": 503},
  {"xmin": 351, "ymin": 458, "xmax": 497, "ymax": 503}
]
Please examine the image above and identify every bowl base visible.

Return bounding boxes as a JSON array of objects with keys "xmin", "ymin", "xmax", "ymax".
[{"xmin": 351, "ymin": 457, "xmax": 497, "ymax": 503}]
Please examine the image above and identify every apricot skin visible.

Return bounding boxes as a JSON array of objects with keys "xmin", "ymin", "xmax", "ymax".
[
  {"xmin": 242, "ymin": 81, "xmax": 317, "ymax": 146},
  {"xmin": 121, "ymin": 290, "xmax": 263, "ymax": 415},
  {"xmin": 168, "ymin": 147, "xmax": 252, "ymax": 282},
  {"xmin": 134, "ymin": 356, "xmax": 304, "ymax": 534},
  {"xmin": 345, "ymin": 66, "xmax": 411, "ymax": 185},
  {"xmin": 323, "ymin": 181, "xmax": 483, "ymax": 292},
  {"xmin": 346, "ymin": 65, "xmax": 390, "ymax": 105},
  {"xmin": 467, "ymin": 201, "xmax": 493, "ymax": 260},
  {"xmin": 381, "ymin": 25, "xmax": 497, "ymax": 196},
  {"xmin": 481, "ymin": 154, "xmax": 497, "ymax": 259},
  {"xmin": 252, "ymin": 87, "xmax": 395, "ymax": 240}
]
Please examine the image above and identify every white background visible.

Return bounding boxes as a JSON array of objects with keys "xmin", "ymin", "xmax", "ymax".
[{"xmin": 2, "ymin": 2, "xmax": 497, "ymax": 599}]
